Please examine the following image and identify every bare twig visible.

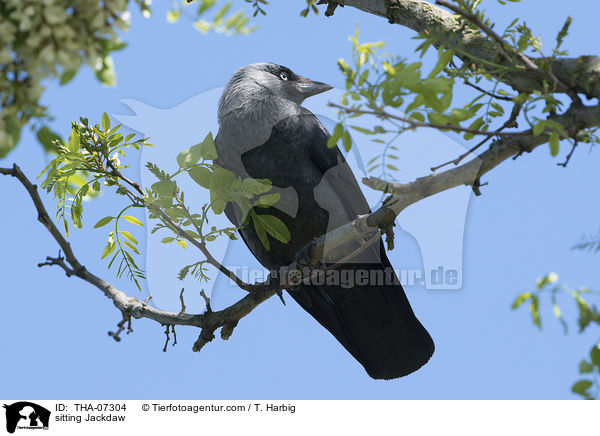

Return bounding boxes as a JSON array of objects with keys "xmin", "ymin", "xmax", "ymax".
[
  {"xmin": 162, "ymin": 324, "xmax": 176, "ymax": 352},
  {"xmin": 200, "ymin": 289, "xmax": 212, "ymax": 313},
  {"xmin": 557, "ymin": 139, "xmax": 578, "ymax": 167},
  {"xmin": 431, "ymin": 102, "xmax": 523, "ymax": 171},
  {"xmin": 178, "ymin": 288, "xmax": 187, "ymax": 315},
  {"xmin": 108, "ymin": 311, "xmax": 132, "ymax": 342},
  {"xmin": 462, "ymin": 77, "xmax": 513, "ymax": 101},
  {"xmin": 317, "ymin": 0, "xmax": 341, "ymax": 16},
  {"xmin": 329, "ymin": 103, "xmax": 531, "ymax": 138}
]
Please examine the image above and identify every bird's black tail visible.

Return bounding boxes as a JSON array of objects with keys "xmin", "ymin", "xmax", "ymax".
[{"xmin": 288, "ymin": 245, "xmax": 434, "ymax": 380}]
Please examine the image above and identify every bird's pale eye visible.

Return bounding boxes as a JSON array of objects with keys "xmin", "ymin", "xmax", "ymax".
[{"xmin": 279, "ymin": 72, "xmax": 288, "ymax": 81}]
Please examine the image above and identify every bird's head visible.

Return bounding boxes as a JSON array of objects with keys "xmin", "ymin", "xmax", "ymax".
[{"xmin": 218, "ymin": 63, "xmax": 332, "ymax": 123}]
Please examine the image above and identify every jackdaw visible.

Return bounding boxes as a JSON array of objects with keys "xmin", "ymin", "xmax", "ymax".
[{"xmin": 214, "ymin": 62, "xmax": 434, "ymax": 379}]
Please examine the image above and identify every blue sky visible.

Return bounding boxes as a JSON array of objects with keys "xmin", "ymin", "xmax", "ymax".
[{"xmin": 1, "ymin": 0, "xmax": 599, "ymax": 399}]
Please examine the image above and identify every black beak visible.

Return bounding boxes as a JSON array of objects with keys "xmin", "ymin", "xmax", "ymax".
[{"xmin": 296, "ymin": 76, "xmax": 333, "ymax": 100}]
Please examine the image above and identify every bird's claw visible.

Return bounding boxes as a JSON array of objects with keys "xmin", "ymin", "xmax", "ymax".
[{"xmin": 295, "ymin": 239, "xmax": 324, "ymax": 269}]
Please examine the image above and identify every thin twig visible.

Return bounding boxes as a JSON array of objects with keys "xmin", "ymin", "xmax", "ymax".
[
  {"xmin": 200, "ymin": 289, "xmax": 212, "ymax": 313},
  {"xmin": 462, "ymin": 77, "xmax": 513, "ymax": 101},
  {"xmin": 431, "ymin": 102, "xmax": 523, "ymax": 171},
  {"xmin": 557, "ymin": 139, "xmax": 578, "ymax": 167},
  {"xmin": 108, "ymin": 163, "xmax": 266, "ymax": 293},
  {"xmin": 329, "ymin": 103, "xmax": 531, "ymax": 138},
  {"xmin": 179, "ymin": 288, "xmax": 187, "ymax": 315}
]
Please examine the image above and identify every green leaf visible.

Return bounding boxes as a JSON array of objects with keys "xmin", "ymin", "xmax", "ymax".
[
  {"xmin": 410, "ymin": 112, "xmax": 425, "ymax": 123},
  {"xmin": 530, "ymin": 295, "xmax": 541, "ymax": 328},
  {"xmin": 357, "ymin": 69, "xmax": 369, "ymax": 86},
  {"xmin": 328, "ymin": 123, "xmax": 343, "ymax": 149},
  {"xmin": 241, "ymin": 178, "xmax": 271, "ymax": 195},
  {"xmin": 590, "ymin": 344, "xmax": 600, "ymax": 367},
  {"xmin": 164, "ymin": 207, "xmax": 186, "ymax": 219},
  {"xmin": 233, "ymin": 196, "xmax": 252, "ymax": 220},
  {"xmin": 571, "ymin": 380, "xmax": 593, "ymax": 395},
  {"xmin": 200, "ymin": 132, "xmax": 218, "ymax": 160},
  {"xmin": 555, "ymin": 16, "xmax": 572, "ymax": 50},
  {"xmin": 68, "ymin": 129, "xmax": 80, "ymax": 152},
  {"xmin": 36, "ymin": 127, "xmax": 62, "ymax": 154},
  {"xmin": 161, "ymin": 237, "xmax": 175, "ymax": 244},
  {"xmin": 451, "ymin": 108, "xmax": 474, "ymax": 122},
  {"xmin": 188, "ymin": 166, "xmax": 212, "ymax": 189},
  {"xmin": 122, "ymin": 240, "xmax": 139, "ymax": 254},
  {"xmin": 210, "ymin": 167, "xmax": 236, "ymax": 191},
  {"xmin": 177, "ymin": 142, "xmax": 204, "ymax": 169},
  {"xmin": 350, "ymin": 125, "xmax": 374, "ymax": 135},
  {"xmin": 255, "ymin": 193, "xmax": 281, "ymax": 207},
  {"xmin": 533, "ymin": 121, "xmax": 545, "ymax": 136},
  {"xmin": 60, "ymin": 69, "xmax": 77, "ymax": 85},
  {"xmin": 579, "ymin": 360, "xmax": 594, "ymax": 374},
  {"xmin": 193, "ymin": 20, "xmax": 211, "ymax": 33},
  {"xmin": 536, "ymin": 272, "xmax": 558, "ymax": 290},
  {"xmin": 428, "ymin": 112, "xmax": 450, "ymax": 126},
  {"xmin": 209, "ymin": 166, "xmax": 238, "ymax": 214},
  {"xmin": 152, "ymin": 180, "xmax": 176, "ymax": 197},
  {"xmin": 464, "ymin": 117, "xmax": 485, "ymax": 140},
  {"xmin": 121, "ymin": 231, "xmax": 138, "ymax": 244},
  {"xmin": 253, "ymin": 214, "xmax": 291, "ymax": 243},
  {"xmin": 94, "ymin": 216, "xmax": 114, "ymax": 228},
  {"xmin": 167, "ymin": 9, "xmax": 181, "ymax": 22},
  {"xmin": 549, "ymin": 132, "xmax": 559, "ymax": 156},
  {"xmin": 0, "ymin": 116, "xmax": 21, "ymax": 158},
  {"xmin": 342, "ymin": 128, "xmax": 352, "ymax": 152},
  {"xmin": 491, "ymin": 102, "xmax": 504, "ymax": 114},
  {"xmin": 102, "ymin": 112, "xmax": 111, "ymax": 131},
  {"xmin": 511, "ymin": 292, "xmax": 531, "ymax": 309},
  {"xmin": 429, "ymin": 48, "xmax": 454, "ymax": 78},
  {"xmin": 252, "ymin": 214, "xmax": 270, "ymax": 250},
  {"xmin": 101, "ymin": 242, "xmax": 116, "ymax": 259},
  {"xmin": 211, "ymin": 198, "xmax": 227, "ymax": 215},
  {"xmin": 123, "ymin": 215, "xmax": 143, "ymax": 226},
  {"xmin": 95, "ymin": 56, "xmax": 116, "ymax": 87}
]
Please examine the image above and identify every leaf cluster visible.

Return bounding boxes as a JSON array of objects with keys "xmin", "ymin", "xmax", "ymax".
[{"xmin": 512, "ymin": 272, "xmax": 600, "ymax": 399}]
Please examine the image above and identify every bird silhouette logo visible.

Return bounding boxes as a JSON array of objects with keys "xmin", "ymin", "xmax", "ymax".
[{"xmin": 114, "ymin": 80, "xmax": 475, "ymax": 313}]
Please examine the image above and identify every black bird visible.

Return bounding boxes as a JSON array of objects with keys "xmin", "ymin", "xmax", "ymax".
[{"xmin": 215, "ymin": 63, "xmax": 434, "ymax": 379}]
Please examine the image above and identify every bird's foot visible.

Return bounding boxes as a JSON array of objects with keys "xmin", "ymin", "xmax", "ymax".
[{"xmin": 294, "ymin": 238, "xmax": 325, "ymax": 270}]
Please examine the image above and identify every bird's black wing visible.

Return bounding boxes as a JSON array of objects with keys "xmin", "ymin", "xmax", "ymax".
[{"xmin": 216, "ymin": 111, "xmax": 434, "ymax": 379}]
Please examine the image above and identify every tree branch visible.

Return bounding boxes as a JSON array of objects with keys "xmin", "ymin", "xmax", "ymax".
[
  {"xmin": 326, "ymin": 0, "xmax": 600, "ymax": 98},
  {"xmin": 363, "ymin": 103, "xmax": 600, "ymax": 201},
  {"xmin": 0, "ymin": 164, "xmax": 276, "ymax": 351},
  {"xmin": 434, "ymin": 0, "xmax": 580, "ymax": 103},
  {"xmin": 0, "ymin": 163, "xmax": 389, "ymax": 352}
]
